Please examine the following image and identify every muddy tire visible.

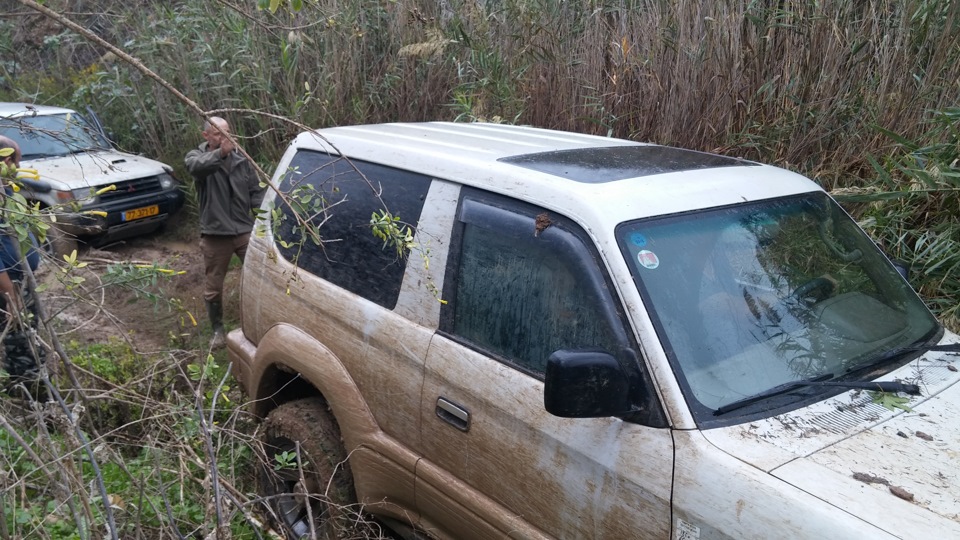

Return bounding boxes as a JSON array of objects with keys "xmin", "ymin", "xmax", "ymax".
[
  {"xmin": 43, "ymin": 222, "xmax": 79, "ymax": 258},
  {"xmin": 257, "ymin": 398, "xmax": 356, "ymax": 540}
]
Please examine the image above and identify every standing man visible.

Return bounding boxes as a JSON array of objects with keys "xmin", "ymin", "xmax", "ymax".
[{"xmin": 184, "ymin": 117, "xmax": 264, "ymax": 348}]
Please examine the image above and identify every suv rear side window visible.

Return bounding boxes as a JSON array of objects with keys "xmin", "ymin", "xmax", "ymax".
[{"xmin": 275, "ymin": 150, "xmax": 432, "ymax": 310}]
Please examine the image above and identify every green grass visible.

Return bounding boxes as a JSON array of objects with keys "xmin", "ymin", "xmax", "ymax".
[{"xmin": 0, "ymin": 338, "xmax": 260, "ymax": 539}]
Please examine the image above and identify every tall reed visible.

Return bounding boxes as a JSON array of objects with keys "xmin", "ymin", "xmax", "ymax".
[
  {"xmin": 0, "ymin": 0, "xmax": 956, "ymax": 326},
  {"xmin": 5, "ymin": 1, "xmax": 957, "ymax": 181}
]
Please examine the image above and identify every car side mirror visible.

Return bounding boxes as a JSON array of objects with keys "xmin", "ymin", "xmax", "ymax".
[{"xmin": 544, "ymin": 349, "xmax": 633, "ymax": 418}]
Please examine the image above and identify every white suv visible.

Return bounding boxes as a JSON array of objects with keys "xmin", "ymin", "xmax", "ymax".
[
  {"xmin": 0, "ymin": 102, "xmax": 184, "ymax": 253},
  {"xmin": 229, "ymin": 122, "xmax": 960, "ymax": 539}
]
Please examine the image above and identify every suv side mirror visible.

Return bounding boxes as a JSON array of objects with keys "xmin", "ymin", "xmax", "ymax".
[{"xmin": 544, "ymin": 349, "xmax": 633, "ymax": 418}]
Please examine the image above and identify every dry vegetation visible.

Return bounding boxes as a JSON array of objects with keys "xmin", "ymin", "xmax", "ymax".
[{"xmin": 0, "ymin": 0, "xmax": 957, "ymax": 538}]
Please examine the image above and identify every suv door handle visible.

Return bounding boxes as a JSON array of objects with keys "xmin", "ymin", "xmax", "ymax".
[{"xmin": 436, "ymin": 398, "xmax": 470, "ymax": 432}]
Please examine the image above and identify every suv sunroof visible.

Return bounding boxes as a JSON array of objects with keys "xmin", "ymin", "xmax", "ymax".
[{"xmin": 499, "ymin": 145, "xmax": 757, "ymax": 183}]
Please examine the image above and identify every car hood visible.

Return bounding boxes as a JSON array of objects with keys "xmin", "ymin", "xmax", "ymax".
[
  {"xmin": 701, "ymin": 337, "xmax": 960, "ymax": 537},
  {"xmin": 23, "ymin": 149, "xmax": 169, "ymax": 189}
]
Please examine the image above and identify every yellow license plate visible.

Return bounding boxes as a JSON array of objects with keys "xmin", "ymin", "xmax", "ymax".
[{"xmin": 123, "ymin": 205, "xmax": 159, "ymax": 222}]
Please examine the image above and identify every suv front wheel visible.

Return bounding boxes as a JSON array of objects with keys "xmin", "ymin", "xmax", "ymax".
[
  {"xmin": 257, "ymin": 398, "xmax": 356, "ymax": 539},
  {"xmin": 41, "ymin": 217, "xmax": 79, "ymax": 258}
]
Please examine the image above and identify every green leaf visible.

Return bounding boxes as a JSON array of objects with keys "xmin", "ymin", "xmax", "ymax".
[
  {"xmin": 874, "ymin": 125, "xmax": 918, "ymax": 150},
  {"xmin": 865, "ymin": 155, "xmax": 895, "ymax": 187},
  {"xmin": 15, "ymin": 509, "xmax": 31, "ymax": 524},
  {"xmin": 869, "ymin": 391, "xmax": 913, "ymax": 412}
]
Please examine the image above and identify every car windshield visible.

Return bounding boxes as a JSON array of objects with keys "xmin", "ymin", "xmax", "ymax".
[
  {"xmin": 618, "ymin": 192, "xmax": 940, "ymax": 418},
  {"xmin": 0, "ymin": 112, "xmax": 111, "ymax": 159}
]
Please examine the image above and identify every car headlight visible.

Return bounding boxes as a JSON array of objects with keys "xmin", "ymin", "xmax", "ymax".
[
  {"xmin": 71, "ymin": 187, "xmax": 97, "ymax": 204},
  {"xmin": 158, "ymin": 172, "xmax": 177, "ymax": 189}
]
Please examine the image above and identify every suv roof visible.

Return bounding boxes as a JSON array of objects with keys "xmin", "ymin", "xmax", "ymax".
[
  {"xmin": 0, "ymin": 102, "xmax": 76, "ymax": 118},
  {"xmin": 291, "ymin": 122, "xmax": 822, "ymax": 225}
]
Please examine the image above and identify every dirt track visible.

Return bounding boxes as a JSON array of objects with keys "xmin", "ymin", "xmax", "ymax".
[{"xmin": 39, "ymin": 217, "xmax": 242, "ymax": 354}]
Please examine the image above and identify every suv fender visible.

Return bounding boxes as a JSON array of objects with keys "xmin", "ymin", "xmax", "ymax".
[{"xmin": 247, "ymin": 323, "xmax": 379, "ymax": 450}]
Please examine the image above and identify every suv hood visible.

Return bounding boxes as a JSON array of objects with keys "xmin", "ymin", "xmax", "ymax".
[
  {"xmin": 702, "ymin": 339, "xmax": 960, "ymax": 536},
  {"xmin": 23, "ymin": 149, "xmax": 169, "ymax": 189}
]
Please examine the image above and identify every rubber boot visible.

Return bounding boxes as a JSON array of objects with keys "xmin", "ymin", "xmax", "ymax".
[
  {"xmin": 206, "ymin": 299, "xmax": 226, "ymax": 350},
  {"xmin": 2, "ymin": 328, "xmax": 46, "ymax": 401}
]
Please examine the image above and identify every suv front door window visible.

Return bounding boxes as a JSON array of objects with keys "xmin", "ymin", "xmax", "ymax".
[{"xmin": 450, "ymin": 201, "xmax": 621, "ymax": 376}]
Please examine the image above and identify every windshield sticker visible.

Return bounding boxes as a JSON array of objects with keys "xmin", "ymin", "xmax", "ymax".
[
  {"xmin": 629, "ymin": 232, "xmax": 648, "ymax": 247},
  {"xmin": 638, "ymin": 250, "xmax": 660, "ymax": 269}
]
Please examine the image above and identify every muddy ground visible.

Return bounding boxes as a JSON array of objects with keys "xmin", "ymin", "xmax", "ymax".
[{"xmin": 38, "ymin": 213, "xmax": 240, "ymax": 355}]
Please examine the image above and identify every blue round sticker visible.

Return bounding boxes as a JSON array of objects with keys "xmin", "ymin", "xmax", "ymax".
[{"xmin": 629, "ymin": 232, "xmax": 648, "ymax": 247}]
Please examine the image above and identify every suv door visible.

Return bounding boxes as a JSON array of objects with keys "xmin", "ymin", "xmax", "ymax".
[{"xmin": 416, "ymin": 190, "xmax": 673, "ymax": 538}]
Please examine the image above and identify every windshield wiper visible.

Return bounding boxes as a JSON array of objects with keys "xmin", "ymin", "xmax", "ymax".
[
  {"xmin": 68, "ymin": 146, "xmax": 106, "ymax": 154},
  {"xmin": 845, "ymin": 342, "xmax": 960, "ymax": 376},
  {"xmin": 714, "ymin": 374, "xmax": 920, "ymax": 416},
  {"xmin": 879, "ymin": 342, "xmax": 960, "ymax": 356}
]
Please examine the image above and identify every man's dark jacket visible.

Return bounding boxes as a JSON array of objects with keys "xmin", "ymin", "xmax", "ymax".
[{"xmin": 185, "ymin": 142, "xmax": 265, "ymax": 235}]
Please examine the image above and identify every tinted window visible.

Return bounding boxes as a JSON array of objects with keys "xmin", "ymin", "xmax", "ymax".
[
  {"xmin": 275, "ymin": 150, "xmax": 431, "ymax": 309},
  {"xmin": 447, "ymin": 199, "xmax": 621, "ymax": 376},
  {"xmin": 442, "ymin": 193, "xmax": 668, "ymax": 426}
]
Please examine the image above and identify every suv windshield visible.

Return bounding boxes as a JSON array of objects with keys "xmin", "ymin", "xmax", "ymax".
[
  {"xmin": 0, "ymin": 112, "xmax": 111, "ymax": 159},
  {"xmin": 618, "ymin": 192, "xmax": 940, "ymax": 419}
]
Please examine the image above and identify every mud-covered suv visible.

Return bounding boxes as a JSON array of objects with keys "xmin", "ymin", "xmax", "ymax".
[
  {"xmin": 0, "ymin": 103, "xmax": 184, "ymax": 254},
  {"xmin": 228, "ymin": 123, "xmax": 960, "ymax": 539}
]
